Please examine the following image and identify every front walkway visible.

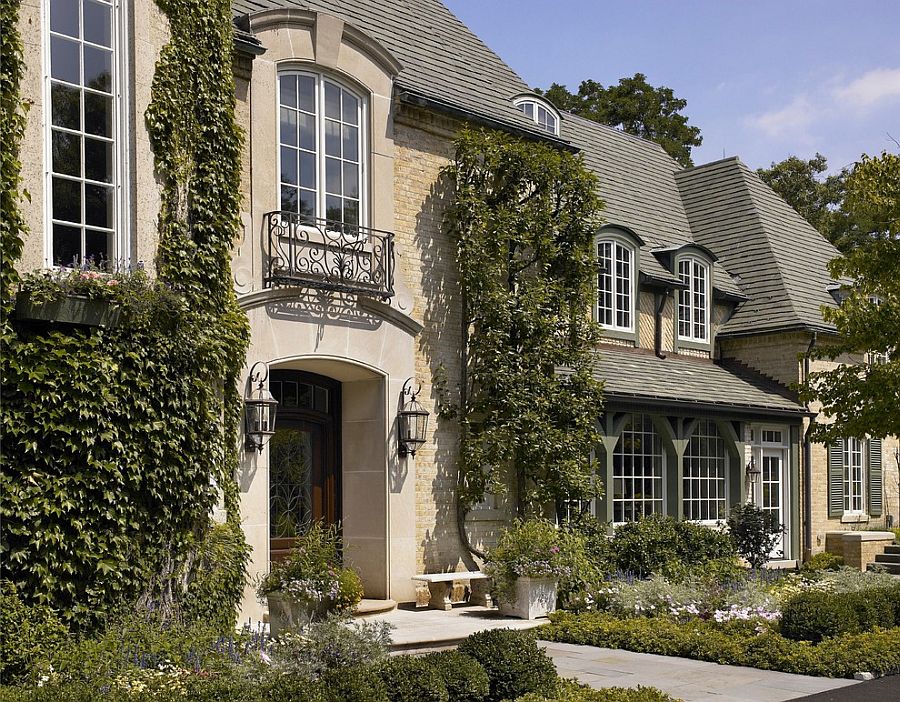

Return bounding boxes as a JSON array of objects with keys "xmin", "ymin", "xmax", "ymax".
[{"xmin": 543, "ymin": 641, "xmax": 860, "ymax": 702}]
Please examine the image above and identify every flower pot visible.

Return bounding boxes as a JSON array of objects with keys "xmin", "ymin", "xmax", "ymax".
[
  {"xmin": 266, "ymin": 592, "xmax": 327, "ymax": 635},
  {"xmin": 15, "ymin": 292, "xmax": 121, "ymax": 328},
  {"xmin": 498, "ymin": 576, "xmax": 557, "ymax": 619}
]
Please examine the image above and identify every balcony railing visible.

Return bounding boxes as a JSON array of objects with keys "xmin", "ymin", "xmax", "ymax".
[{"xmin": 264, "ymin": 212, "xmax": 395, "ymax": 300}]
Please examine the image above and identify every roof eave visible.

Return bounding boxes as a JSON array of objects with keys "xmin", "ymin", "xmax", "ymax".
[{"xmin": 602, "ymin": 393, "xmax": 811, "ymax": 420}]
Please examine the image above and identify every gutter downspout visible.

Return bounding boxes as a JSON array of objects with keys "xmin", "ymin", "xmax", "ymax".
[
  {"xmin": 802, "ymin": 331, "xmax": 818, "ymax": 560},
  {"xmin": 654, "ymin": 289, "xmax": 670, "ymax": 359}
]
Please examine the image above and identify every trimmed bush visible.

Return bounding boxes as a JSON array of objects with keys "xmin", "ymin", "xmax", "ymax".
[
  {"xmin": 517, "ymin": 679, "xmax": 680, "ymax": 701},
  {"xmin": 802, "ymin": 552, "xmax": 844, "ymax": 572},
  {"xmin": 780, "ymin": 585, "xmax": 900, "ymax": 643},
  {"xmin": 377, "ymin": 656, "xmax": 448, "ymax": 702},
  {"xmin": 423, "ymin": 651, "xmax": 490, "ymax": 702},
  {"xmin": 457, "ymin": 629, "xmax": 557, "ymax": 702},
  {"xmin": 726, "ymin": 503, "xmax": 783, "ymax": 569},
  {"xmin": 319, "ymin": 666, "xmax": 390, "ymax": 702}
]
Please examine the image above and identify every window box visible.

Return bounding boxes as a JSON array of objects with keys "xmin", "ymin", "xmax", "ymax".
[{"xmin": 15, "ymin": 291, "xmax": 121, "ymax": 329}]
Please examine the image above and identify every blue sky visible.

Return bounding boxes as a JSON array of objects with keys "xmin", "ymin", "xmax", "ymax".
[{"xmin": 443, "ymin": 0, "xmax": 900, "ymax": 173}]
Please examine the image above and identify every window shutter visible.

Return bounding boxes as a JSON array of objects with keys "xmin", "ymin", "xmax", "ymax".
[
  {"xmin": 868, "ymin": 438, "xmax": 883, "ymax": 517},
  {"xmin": 827, "ymin": 440, "xmax": 844, "ymax": 518}
]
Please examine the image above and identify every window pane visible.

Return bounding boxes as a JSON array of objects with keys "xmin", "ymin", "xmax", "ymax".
[
  {"xmin": 280, "ymin": 185, "xmax": 298, "ymax": 213},
  {"xmin": 299, "ymin": 189, "xmax": 315, "ymax": 220},
  {"xmin": 298, "ymin": 112, "xmax": 315, "ymax": 151},
  {"xmin": 342, "ymin": 125, "xmax": 358, "ymax": 162},
  {"xmin": 280, "ymin": 147, "xmax": 298, "ymax": 186},
  {"xmin": 51, "ymin": 36, "xmax": 80, "ymax": 84},
  {"xmin": 52, "ymin": 83, "xmax": 81, "ymax": 129},
  {"xmin": 299, "ymin": 152, "xmax": 316, "ymax": 190},
  {"xmin": 84, "ymin": 228, "xmax": 111, "ymax": 262},
  {"xmin": 342, "ymin": 91, "xmax": 358, "ymax": 125},
  {"xmin": 279, "ymin": 75, "xmax": 297, "ymax": 108},
  {"xmin": 343, "ymin": 162, "xmax": 358, "ymax": 198},
  {"xmin": 84, "ymin": 92, "xmax": 112, "ymax": 137},
  {"xmin": 325, "ymin": 157, "xmax": 341, "ymax": 195},
  {"xmin": 53, "ymin": 177, "xmax": 82, "ymax": 223},
  {"xmin": 85, "ymin": 184, "xmax": 112, "ymax": 228},
  {"xmin": 84, "ymin": 137, "xmax": 112, "ymax": 182},
  {"xmin": 53, "ymin": 224, "xmax": 81, "ymax": 266},
  {"xmin": 298, "ymin": 75, "xmax": 315, "ymax": 112},
  {"xmin": 522, "ymin": 102, "xmax": 534, "ymax": 118},
  {"xmin": 83, "ymin": 45, "xmax": 112, "ymax": 92},
  {"xmin": 325, "ymin": 195, "xmax": 341, "ymax": 222},
  {"xmin": 343, "ymin": 198, "xmax": 358, "ymax": 227},
  {"xmin": 324, "ymin": 120, "xmax": 340, "ymax": 157},
  {"xmin": 52, "ymin": 130, "xmax": 81, "ymax": 177},
  {"xmin": 50, "ymin": 0, "xmax": 79, "ymax": 38},
  {"xmin": 279, "ymin": 107, "xmax": 297, "ymax": 147},
  {"xmin": 83, "ymin": 0, "xmax": 112, "ymax": 47},
  {"xmin": 324, "ymin": 82, "xmax": 341, "ymax": 119}
]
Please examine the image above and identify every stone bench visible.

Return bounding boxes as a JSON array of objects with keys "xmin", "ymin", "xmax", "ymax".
[{"xmin": 412, "ymin": 572, "xmax": 493, "ymax": 611}]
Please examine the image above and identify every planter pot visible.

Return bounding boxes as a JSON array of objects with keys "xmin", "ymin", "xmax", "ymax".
[
  {"xmin": 266, "ymin": 592, "xmax": 327, "ymax": 635},
  {"xmin": 15, "ymin": 292, "xmax": 121, "ymax": 328},
  {"xmin": 498, "ymin": 577, "xmax": 557, "ymax": 620}
]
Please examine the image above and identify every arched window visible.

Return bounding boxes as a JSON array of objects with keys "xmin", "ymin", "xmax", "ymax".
[
  {"xmin": 677, "ymin": 256, "xmax": 709, "ymax": 342},
  {"xmin": 683, "ymin": 419, "xmax": 727, "ymax": 521},
  {"xmin": 596, "ymin": 238, "xmax": 634, "ymax": 331},
  {"xmin": 612, "ymin": 414, "xmax": 665, "ymax": 522},
  {"xmin": 278, "ymin": 71, "xmax": 365, "ymax": 227},
  {"xmin": 513, "ymin": 97, "xmax": 559, "ymax": 136}
]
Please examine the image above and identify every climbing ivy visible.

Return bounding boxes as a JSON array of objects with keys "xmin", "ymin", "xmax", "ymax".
[
  {"xmin": 444, "ymin": 129, "xmax": 606, "ymax": 517},
  {"xmin": 0, "ymin": 0, "xmax": 250, "ymax": 630}
]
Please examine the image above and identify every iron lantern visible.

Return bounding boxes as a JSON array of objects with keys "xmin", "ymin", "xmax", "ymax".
[
  {"xmin": 746, "ymin": 455, "xmax": 761, "ymax": 485},
  {"xmin": 245, "ymin": 362, "xmax": 278, "ymax": 453},
  {"xmin": 398, "ymin": 378, "xmax": 429, "ymax": 457}
]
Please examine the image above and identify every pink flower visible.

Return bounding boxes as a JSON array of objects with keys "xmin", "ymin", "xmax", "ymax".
[{"xmin": 106, "ymin": 279, "xmax": 120, "ymax": 286}]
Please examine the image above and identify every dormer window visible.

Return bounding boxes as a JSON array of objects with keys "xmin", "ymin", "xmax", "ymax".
[
  {"xmin": 596, "ymin": 238, "xmax": 634, "ymax": 332},
  {"xmin": 513, "ymin": 97, "xmax": 559, "ymax": 136},
  {"xmin": 677, "ymin": 256, "xmax": 709, "ymax": 342}
]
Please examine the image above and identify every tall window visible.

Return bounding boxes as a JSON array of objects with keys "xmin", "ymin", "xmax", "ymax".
[
  {"xmin": 843, "ymin": 437, "xmax": 865, "ymax": 514},
  {"xmin": 683, "ymin": 419, "xmax": 727, "ymax": 521},
  {"xmin": 597, "ymin": 239, "xmax": 633, "ymax": 331},
  {"xmin": 612, "ymin": 414, "xmax": 664, "ymax": 522},
  {"xmin": 514, "ymin": 98, "xmax": 559, "ymax": 135},
  {"xmin": 46, "ymin": 0, "xmax": 125, "ymax": 266},
  {"xmin": 279, "ymin": 72, "xmax": 363, "ymax": 227},
  {"xmin": 677, "ymin": 257, "xmax": 708, "ymax": 342}
]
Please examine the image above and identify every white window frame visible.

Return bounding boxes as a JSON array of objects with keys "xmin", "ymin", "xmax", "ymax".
[
  {"xmin": 843, "ymin": 437, "xmax": 866, "ymax": 515},
  {"xmin": 595, "ymin": 237, "xmax": 635, "ymax": 332},
  {"xmin": 677, "ymin": 256, "xmax": 710, "ymax": 343},
  {"xmin": 611, "ymin": 414, "xmax": 666, "ymax": 524},
  {"xmin": 682, "ymin": 419, "xmax": 728, "ymax": 524},
  {"xmin": 42, "ymin": 0, "xmax": 130, "ymax": 268},
  {"xmin": 748, "ymin": 424, "xmax": 789, "ymax": 557},
  {"xmin": 276, "ymin": 69, "xmax": 367, "ymax": 231},
  {"xmin": 513, "ymin": 97, "xmax": 560, "ymax": 136}
]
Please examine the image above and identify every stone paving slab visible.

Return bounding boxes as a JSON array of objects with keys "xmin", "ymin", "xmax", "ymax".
[{"xmin": 539, "ymin": 642, "xmax": 860, "ymax": 702}]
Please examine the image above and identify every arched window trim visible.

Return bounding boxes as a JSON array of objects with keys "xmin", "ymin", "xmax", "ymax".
[
  {"xmin": 512, "ymin": 95, "xmax": 560, "ymax": 136},
  {"xmin": 276, "ymin": 67, "xmax": 368, "ymax": 229},
  {"xmin": 594, "ymin": 229, "xmax": 639, "ymax": 334},
  {"xmin": 676, "ymin": 253, "xmax": 711, "ymax": 343}
]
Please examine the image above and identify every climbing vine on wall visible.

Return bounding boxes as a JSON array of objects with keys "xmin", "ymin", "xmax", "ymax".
[
  {"xmin": 0, "ymin": 0, "xmax": 250, "ymax": 630},
  {"xmin": 444, "ymin": 129, "xmax": 606, "ymax": 517}
]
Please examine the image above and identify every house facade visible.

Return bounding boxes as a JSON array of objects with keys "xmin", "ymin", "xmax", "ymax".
[{"xmin": 13, "ymin": 0, "xmax": 898, "ymax": 623}]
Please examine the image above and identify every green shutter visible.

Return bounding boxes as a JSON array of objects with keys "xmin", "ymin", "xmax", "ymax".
[
  {"xmin": 827, "ymin": 440, "xmax": 844, "ymax": 518},
  {"xmin": 868, "ymin": 438, "xmax": 883, "ymax": 517}
]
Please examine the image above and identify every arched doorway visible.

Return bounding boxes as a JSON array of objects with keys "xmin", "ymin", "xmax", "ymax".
[{"xmin": 267, "ymin": 370, "xmax": 341, "ymax": 562}]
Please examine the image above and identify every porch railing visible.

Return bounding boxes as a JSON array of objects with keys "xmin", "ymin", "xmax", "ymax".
[{"xmin": 264, "ymin": 211, "xmax": 395, "ymax": 300}]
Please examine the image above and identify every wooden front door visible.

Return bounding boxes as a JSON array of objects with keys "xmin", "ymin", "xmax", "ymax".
[{"xmin": 268, "ymin": 371, "xmax": 340, "ymax": 563}]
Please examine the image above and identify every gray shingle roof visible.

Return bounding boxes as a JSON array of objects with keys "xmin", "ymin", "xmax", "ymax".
[
  {"xmin": 594, "ymin": 346, "xmax": 806, "ymax": 415},
  {"xmin": 676, "ymin": 158, "xmax": 840, "ymax": 336}
]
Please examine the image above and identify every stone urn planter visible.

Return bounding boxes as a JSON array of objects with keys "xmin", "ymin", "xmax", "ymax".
[
  {"xmin": 266, "ymin": 592, "xmax": 327, "ymax": 635},
  {"xmin": 498, "ymin": 576, "xmax": 557, "ymax": 620},
  {"xmin": 15, "ymin": 292, "xmax": 121, "ymax": 329}
]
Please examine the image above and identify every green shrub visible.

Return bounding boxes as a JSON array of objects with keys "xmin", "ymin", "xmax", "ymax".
[
  {"xmin": 780, "ymin": 585, "xmax": 900, "ymax": 642},
  {"xmin": 319, "ymin": 666, "xmax": 390, "ymax": 702},
  {"xmin": 458, "ymin": 629, "xmax": 557, "ymax": 702},
  {"xmin": 484, "ymin": 520, "xmax": 571, "ymax": 605},
  {"xmin": 423, "ymin": 651, "xmax": 489, "ymax": 702},
  {"xmin": 334, "ymin": 567, "xmax": 365, "ymax": 612},
  {"xmin": 802, "ymin": 552, "xmax": 844, "ymax": 572},
  {"xmin": 726, "ymin": 504, "xmax": 783, "ymax": 569},
  {"xmin": 0, "ymin": 581, "xmax": 69, "ymax": 685},
  {"xmin": 377, "ymin": 656, "xmax": 449, "ymax": 702},
  {"xmin": 517, "ymin": 679, "xmax": 680, "ymax": 701}
]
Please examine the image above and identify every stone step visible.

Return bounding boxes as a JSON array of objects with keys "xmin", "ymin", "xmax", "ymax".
[
  {"xmin": 355, "ymin": 598, "xmax": 397, "ymax": 616},
  {"xmin": 883, "ymin": 544, "xmax": 900, "ymax": 555},
  {"xmin": 875, "ymin": 553, "xmax": 900, "ymax": 564},
  {"xmin": 869, "ymin": 561, "xmax": 900, "ymax": 575}
]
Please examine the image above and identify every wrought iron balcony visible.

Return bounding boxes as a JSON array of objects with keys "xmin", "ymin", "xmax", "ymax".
[{"xmin": 264, "ymin": 211, "xmax": 395, "ymax": 300}]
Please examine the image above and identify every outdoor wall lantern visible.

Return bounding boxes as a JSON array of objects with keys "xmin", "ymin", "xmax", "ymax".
[
  {"xmin": 746, "ymin": 456, "xmax": 761, "ymax": 486},
  {"xmin": 398, "ymin": 378, "xmax": 429, "ymax": 458},
  {"xmin": 244, "ymin": 362, "xmax": 278, "ymax": 453}
]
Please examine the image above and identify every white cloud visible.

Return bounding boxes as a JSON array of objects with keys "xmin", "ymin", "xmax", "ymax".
[
  {"xmin": 834, "ymin": 67, "xmax": 900, "ymax": 107},
  {"xmin": 746, "ymin": 96, "xmax": 815, "ymax": 137}
]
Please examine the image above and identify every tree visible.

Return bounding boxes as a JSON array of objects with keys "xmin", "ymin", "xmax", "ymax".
[
  {"xmin": 540, "ymin": 74, "xmax": 702, "ymax": 167},
  {"xmin": 800, "ymin": 151, "xmax": 900, "ymax": 442}
]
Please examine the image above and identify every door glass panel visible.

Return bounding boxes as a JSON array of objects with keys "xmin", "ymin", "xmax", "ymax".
[{"xmin": 269, "ymin": 427, "xmax": 314, "ymax": 538}]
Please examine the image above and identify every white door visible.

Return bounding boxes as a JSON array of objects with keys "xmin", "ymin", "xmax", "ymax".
[{"xmin": 760, "ymin": 450, "xmax": 785, "ymax": 558}]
